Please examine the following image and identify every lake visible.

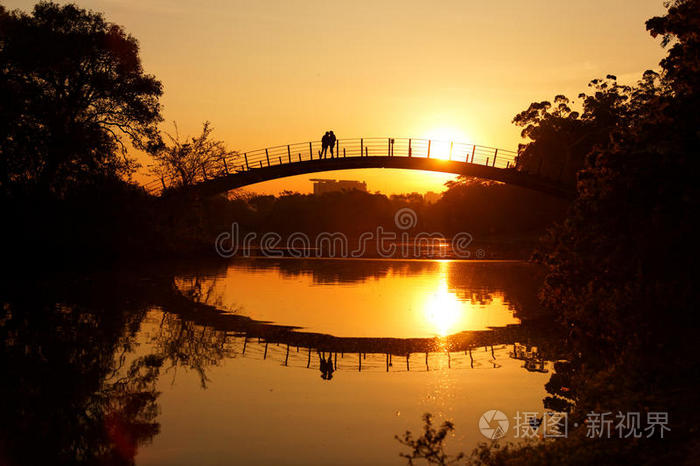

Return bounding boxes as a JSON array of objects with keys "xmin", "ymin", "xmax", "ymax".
[{"xmin": 1, "ymin": 258, "xmax": 562, "ymax": 465}]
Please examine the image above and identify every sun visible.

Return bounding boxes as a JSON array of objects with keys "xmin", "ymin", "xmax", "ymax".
[
  {"xmin": 423, "ymin": 127, "xmax": 472, "ymax": 160},
  {"xmin": 424, "ymin": 127, "xmax": 471, "ymax": 144}
]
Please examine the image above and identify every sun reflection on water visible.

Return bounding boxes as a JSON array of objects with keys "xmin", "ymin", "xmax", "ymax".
[
  {"xmin": 176, "ymin": 259, "xmax": 523, "ymax": 338},
  {"xmin": 424, "ymin": 277, "xmax": 463, "ymax": 336}
]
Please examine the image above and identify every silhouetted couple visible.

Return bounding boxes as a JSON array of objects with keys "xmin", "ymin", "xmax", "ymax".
[
  {"xmin": 318, "ymin": 351, "xmax": 335, "ymax": 380},
  {"xmin": 320, "ymin": 131, "xmax": 336, "ymax": 158}
]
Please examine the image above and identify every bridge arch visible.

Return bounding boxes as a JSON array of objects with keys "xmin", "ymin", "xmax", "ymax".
[{"xmin": 146, "ymin": 138, "xmax": 574, "ymax": 199}]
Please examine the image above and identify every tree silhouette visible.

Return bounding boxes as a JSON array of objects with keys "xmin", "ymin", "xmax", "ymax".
[
  {"xmin": 395, "ymin": 414, "xmax": 465, "ymax": 466},
  {"xmin": 0, "ymin": 2, "xmax": 162, "ymax": 197},
  {"xmin": 512, "ymin": 77, "xmax": 634, "ymax": 184},
  {"xmin": 149, "ymin": 121, "xmax": 238, "ymax": 189}
]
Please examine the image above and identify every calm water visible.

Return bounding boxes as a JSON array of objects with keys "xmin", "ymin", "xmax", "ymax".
[{"xmin": 1, "ymin": 259, "xmax": 560, "ymax": 465}]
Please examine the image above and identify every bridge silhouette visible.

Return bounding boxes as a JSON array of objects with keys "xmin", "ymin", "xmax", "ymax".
[{"xmin": 144, "ymin": 138, "xmax": 575, "ymax": 199}]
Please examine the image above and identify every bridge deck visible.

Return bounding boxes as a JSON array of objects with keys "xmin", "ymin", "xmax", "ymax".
[{"xmin": 144, "ymin": 138, "xmax": 575, "ymax": 199}]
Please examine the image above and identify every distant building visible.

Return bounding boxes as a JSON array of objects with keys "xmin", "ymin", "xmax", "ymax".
[
  {"xmin": 424, "ymin": 191, "xmax": 442, "ymax": 204},
  {"xmin": 310, "ymin": 178, "xmax": 368, "ymax": 195}
]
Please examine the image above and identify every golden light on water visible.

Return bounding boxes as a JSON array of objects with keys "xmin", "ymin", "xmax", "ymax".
[
  {"xmin": 176, "ymin": 260, "xmax": 523, "ymax": 338},
  {"xmin": 424, "ymin": 277, "xmax": 463, "ymax": 336}
]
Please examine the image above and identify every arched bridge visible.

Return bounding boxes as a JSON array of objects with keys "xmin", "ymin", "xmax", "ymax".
[{"xmin": 144, "ymin": 138, "xmax": 575, "ymax": 199}]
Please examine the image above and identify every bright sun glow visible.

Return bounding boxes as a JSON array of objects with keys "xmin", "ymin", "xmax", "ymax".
[
  {"xmin": 424, "ymin": 127, "xmax": 470, "ymax": 143},
  {"xmin": 424, "ymin": 278, "xmax": 463, "ymax": 336},
  {"xmin": 423, "ymin": 127, "xmax": 472, "ymax": 160}
]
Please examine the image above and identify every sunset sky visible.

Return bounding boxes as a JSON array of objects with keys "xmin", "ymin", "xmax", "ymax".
[{"xmin": 7, "ymin": 0, "xmax": 668, "ymax": 194}]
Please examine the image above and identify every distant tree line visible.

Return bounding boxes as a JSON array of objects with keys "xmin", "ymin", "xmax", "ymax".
[{"xmin": 219, "ymin": 182, "xmax": 564, "ymax": 240}]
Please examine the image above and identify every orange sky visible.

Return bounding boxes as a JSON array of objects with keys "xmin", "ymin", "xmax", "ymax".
[{"xmin": 8, "ymin": 0, "xmax": 668, "ymax": 194}]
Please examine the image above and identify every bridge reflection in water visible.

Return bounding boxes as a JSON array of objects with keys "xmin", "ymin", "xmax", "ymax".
[
  {"xmin": 150, "ymin": 281, "xmax": 554, "ymax": 377},
  {"xmin": 221, "ymin": 334, "xmax": 512, "ymax": 373}
]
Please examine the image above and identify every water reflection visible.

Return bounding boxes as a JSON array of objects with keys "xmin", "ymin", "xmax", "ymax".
[
  {"xmin": 1, "ymin": 260, "xmax": 564, "ymax": 465},
  {"xmin": 424, "ymin": 263, "xmax": 464, "ymax": 336},
  {"xmin": 424, "ymin": 279, "xmax": 462, "ymax": 336},
  {"xmin": 0, "ymin": 278, "xmax": 162, "ymax": 465},
  {"xmin": 174, "ymin": 259, "xmax": 542, "ymax": 338}
]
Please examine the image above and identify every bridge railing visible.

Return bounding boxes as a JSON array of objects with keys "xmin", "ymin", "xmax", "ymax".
[
  {"xmin": 224, "ymin": 335, "xmax": 512, "ymax": 373},
  {"xmin": 143, "ymin": 138, "xmax": 518, "ymax": 195}
]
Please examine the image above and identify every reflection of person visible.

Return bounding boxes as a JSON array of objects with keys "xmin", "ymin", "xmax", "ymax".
[
  {"xmin": 328, "ymin": 131, "xmax": 336, "ymax": 158},
  {"xmin": 320, "ymin": 132, "xmax": 330, "ymax": 158},
  {"xmin": 318, "ymin": 351, "xmax": 335, "ymax": 380}
]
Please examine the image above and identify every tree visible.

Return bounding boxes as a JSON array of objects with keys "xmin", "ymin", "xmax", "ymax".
[
  {"xmin": 395, "ymin": 414, "xmax": 464, "ymax": 466},
  {"xmin": 537, "ymin": 1, "xmax": 698, "ymax": 357},
  {"xmin": 528, "ymin": 0, "xmax": 700, "ymax": 459},
  {"xmin": 646, "ymin": 0, "xmax": 700, "ymax": 97},
  {"xmin": 149, "ymin": 121, "xmax": 238, "ymax": 189},
  {"xmin": 0, "ymin": 2, "xmax": 163, "ymax": 197},
  {"xmin": 512, "ymin": 77, "xmax": 634, "ymax": 184}
]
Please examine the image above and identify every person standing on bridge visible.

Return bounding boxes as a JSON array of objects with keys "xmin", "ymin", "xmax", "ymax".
[
  {"xmin": 328, "ymin": 131, "xmax": 337, "ymax": 158},
  {"xmin": 320, "ymin": 131, "xmax": 330, "ymax": 158}
]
